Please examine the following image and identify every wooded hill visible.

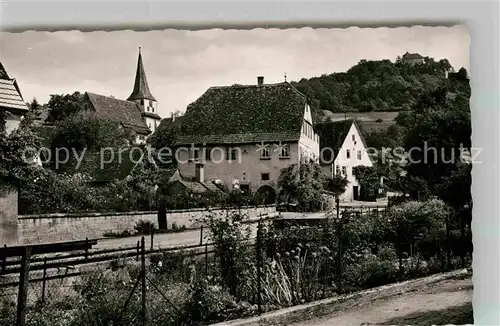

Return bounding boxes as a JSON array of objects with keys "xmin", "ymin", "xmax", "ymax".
[{"xmin": 290, "ymin": 56, "xmax": 470, "ymax": 121}]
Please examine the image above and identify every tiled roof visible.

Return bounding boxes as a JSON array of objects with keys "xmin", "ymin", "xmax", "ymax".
[
  {"xmin": 127, "ymin": 50, "xmax": 156, "ymax": 102},
  {"xmin": 315, "ymin": 119, "xmax": 368, "ymax": 163},
  {"xmin": 0, "ymin": 79, "xmax": 29, "ymax": 112},
  {"xmin": 177, "ymin": 131, "xmax": 301, "ymax": 145},
  {"xmin": 178, "ymin": 82, "xmax": 307, "ymax": 145},
  {"xmin": 85, "ymin": 92, "xmax": 150, "ymax": 135},
  {"xmin": 158, "ymin": 115, "xmax": 183, "ymax": 130},
  {"xmin": 61, "ymin": 148, "xmax": 166, "ymax": 183},
  {"xmin": 402, "ymin": 52, "xmax": 424, "ymax": 60}
]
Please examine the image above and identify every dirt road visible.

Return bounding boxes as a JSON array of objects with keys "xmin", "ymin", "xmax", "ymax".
[
  {"xmin": 290, "ymin": 276, "xmax": 472, "ymax": 326},
  {"xmin": 95, "ymin": 226, "xmax": 258, "ymax": 250}
]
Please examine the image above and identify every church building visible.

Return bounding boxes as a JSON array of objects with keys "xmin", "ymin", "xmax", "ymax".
[{"xmin": 83, "ymin": 48, "xmax": 162, "ymax": 144}]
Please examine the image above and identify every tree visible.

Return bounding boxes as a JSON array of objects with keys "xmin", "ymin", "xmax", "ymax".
[
  {"xmin": 324, "ymin": 175, "xmax": 349, "ymax": 196},
  {"xmin": 0, "ymin": 108, "xmax": 41, "ymax": 187},
  {"xmin": 277, "ymin": 161, "xmax": 328, "ymax": 211},
  {"xmin": 50, "ymin": 112, "xmax": 128, "ymax": 153},
  {"xmin": 403, "ymin": 86, "xmax": 471, "ymax": 196},
  {"xmin": 148, "ymin": 115, "xmax": 182, "ymax": 150},
  {"xmin": 46, "ymin": 91, "xmax": 88, "ymax": 122},
  {"xmin": 353, "ymin": 166, "xmax": 381, "ymax": 200}
]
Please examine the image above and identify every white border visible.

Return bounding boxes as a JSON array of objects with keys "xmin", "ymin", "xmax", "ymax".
[{"xmin": 1, "ymin": 1, "xmax": 498, "ymax": 324}]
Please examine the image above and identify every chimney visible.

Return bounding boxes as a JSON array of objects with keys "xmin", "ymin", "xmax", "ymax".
[
  {"xmin": 257, "ymin": 76, "xmax": 264, "ymax": 86},
  {"xmin": 195, "ymin": 163, "xmax": 204, "ymax": 183},
  {"xmin": 171, "ymin": 112, "xmax": 176, "ymax": 122}
]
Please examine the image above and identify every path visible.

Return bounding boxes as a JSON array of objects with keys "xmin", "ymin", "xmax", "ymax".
[
  {"xmin": 94, "ymin": 229, "xmax": 203, "ymax": 249},
  {"xmin": 290, "ymin": 276, "xmax": 472, "ymax": 326},
  {"xmin": 95, "ymin": 226, "xmax": 258, "ymax": 250}
]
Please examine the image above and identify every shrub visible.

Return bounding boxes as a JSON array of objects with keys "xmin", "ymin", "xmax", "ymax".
[
  {"xmin": 180, "ymin": 279, "xmax": 247, "ymax": 324},
  {"xmin": 134, "ymin": 220, "xmax": 155, "ymax": 235}
]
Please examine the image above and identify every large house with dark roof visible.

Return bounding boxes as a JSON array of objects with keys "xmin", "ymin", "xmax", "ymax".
[
  {"xmin": 175, "ymin": 77, "xmax": 320, "ymax": 200},
  {"xmin": 82, "ymin": 48, "xmax": 161, "ymax": 144},
  {"xmin": 0, "ymin": 62, "xmax": 29, "ymax": 135},
  {"xmin": 315, "ymin": 119, "xmax": 373, "ymax": 202}
]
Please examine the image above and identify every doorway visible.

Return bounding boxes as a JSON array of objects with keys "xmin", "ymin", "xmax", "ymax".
[{"xmin": 353, "ymin": 186, "xmax": 359, "ymax": 201}]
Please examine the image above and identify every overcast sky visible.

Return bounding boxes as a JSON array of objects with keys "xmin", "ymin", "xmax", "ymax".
[{"xmin": 0, "ymin": 25, "xmax": 469, "ymax": 119}]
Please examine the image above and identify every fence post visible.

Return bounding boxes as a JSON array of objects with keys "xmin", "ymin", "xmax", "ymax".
[
  {"xmin": 141, "ymin": 237, "xmax": 147, "ymax": 326},
  {"xmin": 336, "ymin": 197, "xmax": 340, "ymax": 220},
  {"xmin": 336, "ymin": 210, "xmax": 346, "ymax": 294},
  {"xmin": 136, "ymin": 241, "xmax": 140, "ymax": 262},
  {"xmin": 256, "ymin": 219, "xmax": 263, "ymax": 315},
  {"xmin": 84, "ymin": 238, "xmax": 89, "ymax": 263},
  {"xmin": 41, "ymin": 258, "xmax": 47, "ymax": 306},
  {"xmin": 16, "ymin": 246, "xmax": 32, "ymax": 326},
  {"xmin": 200, "ymin": 226, "xmax": 204, "ymax": 245},
  {"xmin": 150, "ymin": 225, "xmax": 154, "ymax": 250}
]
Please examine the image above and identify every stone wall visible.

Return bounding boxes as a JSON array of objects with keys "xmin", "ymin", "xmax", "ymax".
[
  {"xmin": 0, "ymin": 183, "xmax": 19, "ymax": 246},
  {"xmin": 18, "ymin": 205, "xmax": 276, "ymax": 244}
]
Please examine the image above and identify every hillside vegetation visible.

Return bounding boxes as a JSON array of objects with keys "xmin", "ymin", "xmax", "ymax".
[{"xmin": 290, "ymin": 56, "xmax": 469, "ymax": 119}]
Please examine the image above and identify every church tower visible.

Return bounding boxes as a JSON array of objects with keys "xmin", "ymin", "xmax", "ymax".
[{"xmin": 128, "ymin": 47, "xmax": 161, "ymax": 133}]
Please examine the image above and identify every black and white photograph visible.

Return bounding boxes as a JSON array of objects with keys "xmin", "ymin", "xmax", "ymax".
[{"xmin": 1, "ymin": 23, "xmax": 473, "ymax": 325}]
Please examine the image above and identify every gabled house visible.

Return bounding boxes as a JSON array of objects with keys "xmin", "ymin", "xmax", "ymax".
[
  {"xmin": 0, "ymin": 62, "xmax": 29, "ymax": 135},
  {"xmin": 316, "ymin": 119, "xmax": 373, "ymax": 202},
  {"xmin": 82, "ymin": 48, "xmax": 161, "ymax": 144},
  {"xmin": 175, "ymin": 77, "xmax": 320, "ymax": 202}
]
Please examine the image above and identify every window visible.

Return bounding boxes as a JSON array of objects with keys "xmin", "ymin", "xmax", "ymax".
[
  {"xmin": 336, "ymin": 165, "xmax": 341, "ymax": 176},
  {"xmin": 140, "ymin": 99, "xmax": 144, "ymax": 106},
  {"xmin": 230, "ymin": 148, "xmax": 238, "ymax": 161},
  {"xmin": 260, "ymin": 146, "xmax": 270, "ymax": 160},
  {"xmin": 280, "ymin": 145, "xmax": 290, "ymax": 158},
  {"xmin": 150, "ymin": 100, "xmax": 154, "ymax": 112},
  {"xmin": 149, "ymin": 123, "xmax": 152, "ymax": 129},
  {"xmin": 346, "ymin": 149, "xmax": 351, "ymax": 159},
  {"xmin": 261, "ymin": 173, "xmax": 270, "ymax": 181},
  {"xmin": 342, "ymin": 166, "xmax": 347, "ymax": 176},
  {"xmin": 357, "ymin": 150, "xmax": 362, "ymax": 160},
  {"xmin": 352, "ymin": 134, "xmax": 356, "ymax": 142},
  {"xmin": 226, "ymin": 147, "xmax": 239, "ymax": 161}
]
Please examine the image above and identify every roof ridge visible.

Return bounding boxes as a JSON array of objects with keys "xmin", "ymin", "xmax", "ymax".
[{"xmin": 208, "ymin": 81, "xmax": 288, "ymax": 91}]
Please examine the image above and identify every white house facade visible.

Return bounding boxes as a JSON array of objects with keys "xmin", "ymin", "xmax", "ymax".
[{"xmin": 316, "ymin": 119, "xmax": 373, "ymax": 202}]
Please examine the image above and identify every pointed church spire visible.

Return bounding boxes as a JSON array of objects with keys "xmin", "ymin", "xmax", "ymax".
[{"xmin": 127, "ymin": 47, "xmax": 156, "ymax": 101}]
